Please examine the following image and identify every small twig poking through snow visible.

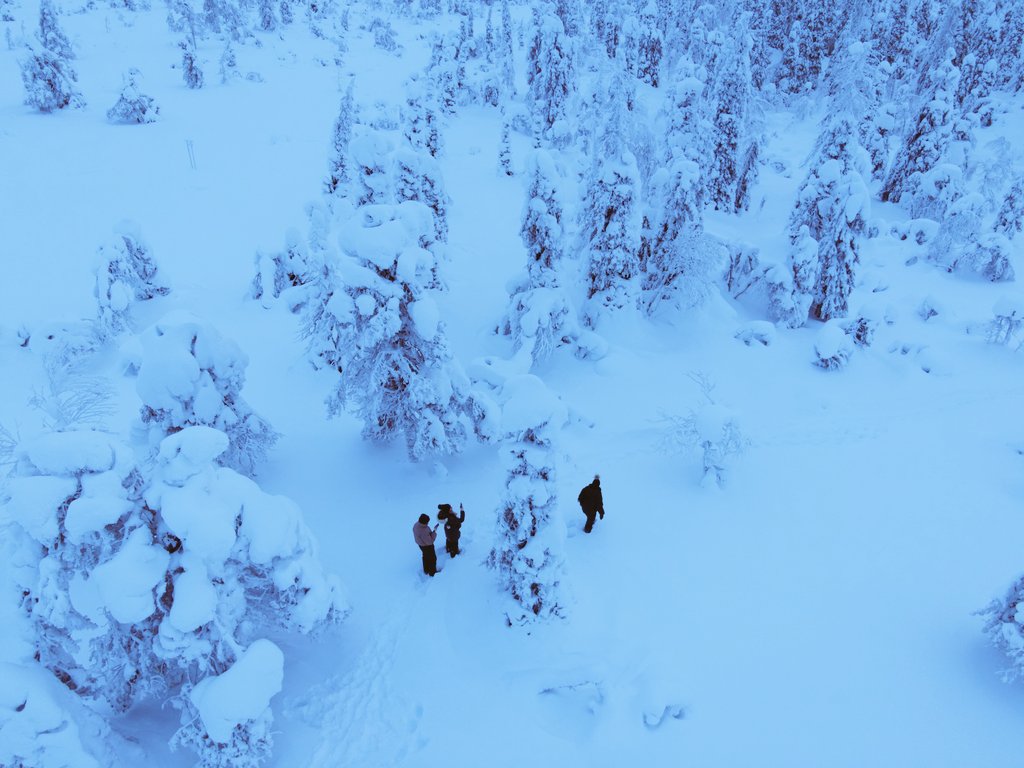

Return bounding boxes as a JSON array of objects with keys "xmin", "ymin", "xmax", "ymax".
[{"xmin": 657, "ymin": 373, "xmax": 746, "ymax": 488}]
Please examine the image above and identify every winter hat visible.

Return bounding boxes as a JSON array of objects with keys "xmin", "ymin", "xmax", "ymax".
[{"xmin": 418, "ymin": 513, "xmax": 430, "ymax": 524}]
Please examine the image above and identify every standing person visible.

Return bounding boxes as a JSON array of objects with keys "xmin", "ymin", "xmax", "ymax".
[
  {"xmin": 577, "ymin": 474, "xmax": 604, "ymax": 533},
  {"xmin": 438, "ymin": 502, "xmax": 465, "ymax": 557},
  {"xmin": 413, "ymin": 513, "xmax": 439, "ymax": 576}
]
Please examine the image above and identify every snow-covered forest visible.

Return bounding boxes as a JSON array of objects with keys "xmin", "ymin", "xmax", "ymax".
[{"xmin": 1, "ymin": 0, "xmax": 1023, "ymax": 765}]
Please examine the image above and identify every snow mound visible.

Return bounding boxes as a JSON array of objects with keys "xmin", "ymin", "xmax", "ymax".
[{"xmin": 0, "ymin": 476, "xmax": 77, "ymax": 543}]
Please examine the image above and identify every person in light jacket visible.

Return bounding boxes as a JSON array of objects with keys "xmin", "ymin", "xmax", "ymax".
[{"xmin": 413, "ymin": 513, "xmax": 439, "ymax": 576}]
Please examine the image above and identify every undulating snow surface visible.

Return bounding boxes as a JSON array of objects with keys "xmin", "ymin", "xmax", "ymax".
[{"xmin": 1, "ymin": 0, "xmax": 1024, "ymax": 766}]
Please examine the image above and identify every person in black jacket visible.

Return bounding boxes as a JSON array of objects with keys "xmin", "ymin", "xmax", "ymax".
[
  {"xmin": 577, "ymin": 475, "xmax": 604, "ymax": 533},
  {"xmin": 437, "ymin": 503, "xmax": 465, "ymax": 557}
]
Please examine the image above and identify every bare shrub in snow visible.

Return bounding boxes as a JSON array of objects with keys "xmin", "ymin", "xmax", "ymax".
[
  {"xmin": 987, "ymin": 299, "xmax": 1024, "ymax": 347},
  {"xmin": 106, "ymin": 69, "xmax": 159, "ymax": 124},
  {"xmin": 135, "ymin": 315, "xmax": 278, "ymax": 476},
  {"xmin": 29, "ymin": 356, "xmax": 114, "ymax": 431},
  {"xmin": 488, "ymin": 375, "xmax": 567, "ymax": 624},
  {"xmin": 659, "ymin": 374, "xmax": 745, "ymax": 488}
]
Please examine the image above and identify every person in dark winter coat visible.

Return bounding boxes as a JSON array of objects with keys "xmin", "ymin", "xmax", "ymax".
[
  {"xmin": 437, "ymin": 503, "xmax": 465, "ymax": 557},
  {"xmin": 413, "ymin": 513, "xmax": 439, "ymax": 576},
  {"xmin": 577, "ymin": 475, "xmax": 604, "ymax": 533}
]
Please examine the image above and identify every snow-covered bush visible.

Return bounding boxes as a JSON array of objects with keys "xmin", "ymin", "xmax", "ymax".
[
  {"xmin": 980, "ymin": 575, "xmax": 1024, "ymax": 681},
  {"xmin": 0, "ymin": 427, "xmax": 345, "ymax": 768},
  {"xmin": 488, "ymin": 375, "xmax": 567, "ymax": 624},
  {"xmin": 813, "ymin": 322, "xmax": 854, "ymax": 370},
  {"xmin": 660, "ymin": 374, "xmax": 745, "ymax": 488},
  {"xmin": 21, "ymin": 46, "xmax": 82, "ymax": 112},
  {"xmin": 94, "ymin": 226, "xmax": 169, "ymax": 337},
  {"xmin": 307, "ymin": 202, "xmax": 478, "ymax": 461},
  {"xmin": 135, "ymin": 315, "xmax": 278, "ymax": 476},
  {"xmin": 250, "ymin": 228, "xmax": 319, "ymax": 311},
  {"xmin": 106, "ymin": 69, "xmax": 159, "ymax": 124},
  {"xmin": 929, "ymin": 193, "xmax": 1015, "ymax": 282}
]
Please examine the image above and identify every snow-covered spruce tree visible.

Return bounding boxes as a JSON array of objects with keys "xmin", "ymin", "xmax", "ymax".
[
  {"xmin": 219, "ymin": 42, "xmax": 237, "ymax": 83},
  {"xmin": 394, "ymin": 148, "xmax": 449, "ymax": 245},
  {"xmin": 350, "ymin": 126, "xmax": 392, "ymax": 207},
  {"xmin": 928, "ymin": 193, "xmax": 1014, "ymax": 282},
  {"xmin": 135, "ymin": 315, "xmax": 278, "ymax": 476},
  {"xmin": 488, "ymin": 374, "xmax": 567, "ymax": 625},
  {"xmin": 641, "ymin": 157, "xmax": 713, "ymax": 313},
  {"xmin": 776, "ymin": 0, "xmax": 849, "ymax": 96},
  {"xmin": 499, "ymin": 116, "xmax": 513, "ymax": 175},
  {"xmin": 21, "ymin": 45, "xmax": 83, "ymax": 112},
  {"xmin": 501, "ymin": 149, "xmax": 578, "ymax": 364},
  {"xmin": 94, "ymin": 226, "xmax": 170, "ymax": 337},
  {"xmin": 995, "ymin": 180, "xmax": 1024, "ymax": 240},
  {"xmin": 881, "ymin": 55, "xmax": 965, "ymax": 216},
  {"xmin": 38, "ymin": 0, "xmax": 73, "ymax": 60},
  {"xmin": 526, "ymin": 12, "xmax": 575, "ymax": 147},
  {"xmin": 325, "ymin": 81, "xmax": 355, "ymax": 197},
  {"xmin": 786, "ymin": 117, "xmax": 870, "ymax": 322},
  {"xmin": 315, "ymin": 202, "xmax": 476, "ymax": 461},
  {"xmin": 769, "ymin": 225, "xmax": 819, "ymax": 328},
  {"xmin": 581, "ymin": 84, "xmax": 641, "ymax": 326},
  {"xmin": 402, "ymin": 78, "xmax": 443, "ymax": 158},
  {"xmin": 825, "ymin": 38, "xmax": 894, "ymax": 183},
  {"xmin": 257, "ymin": 0, "xmax": 276, "ymax": 32},
  {"xmin": 427, "ymin": 32, "xmax": 457, "ymax": 116},
  {"xmin": 0, "ymin": 427, "xmax": 345, "ymax": 768},
  {"xmin": 634, "ymin": 1, "xmax": 662, "ymax": 87},
  {"xmin": 180, "ymin": 39, "xmax": 204, "ymax": 89},
  {"xmin": 107, "ymin": 69, "xmax": 159, "ymax": 124},
  {"xmin": 706, "ymin": 15, "xmax": 760, "ymax": 212}
]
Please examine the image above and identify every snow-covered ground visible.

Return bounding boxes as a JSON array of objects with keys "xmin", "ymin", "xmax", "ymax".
[{"xmin": 2, "ymin": 2, "xmax": 1024, "ymax": 766}]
